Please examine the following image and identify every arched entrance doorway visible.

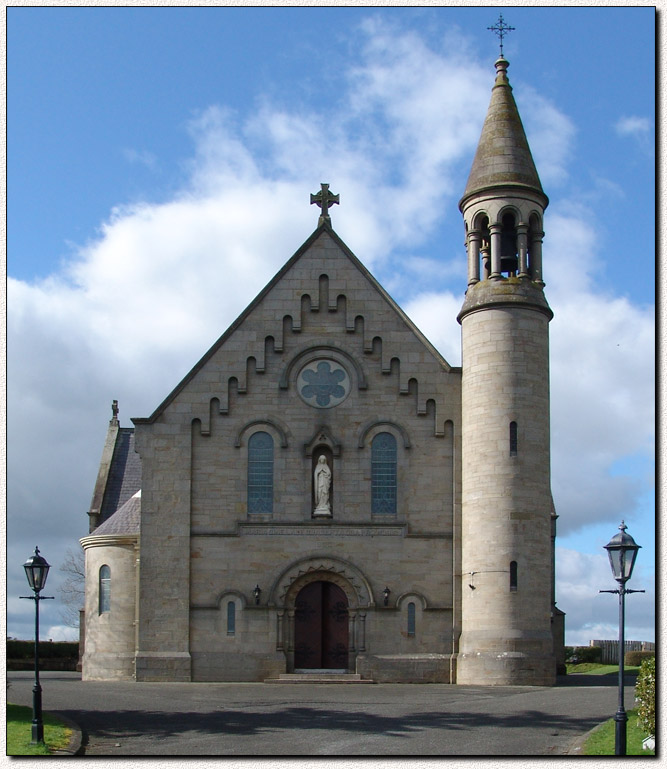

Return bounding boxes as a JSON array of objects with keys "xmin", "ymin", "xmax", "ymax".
[{"xmin": 294, "ymin": 581, "xmax": 349, "ymax": 670}]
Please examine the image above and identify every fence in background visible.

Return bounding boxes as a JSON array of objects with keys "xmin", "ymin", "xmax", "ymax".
[{"xmin": 590, "ymin": 639, "xmax": 655, "ymax": 665}]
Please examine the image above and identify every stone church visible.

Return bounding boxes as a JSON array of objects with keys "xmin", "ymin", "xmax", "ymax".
[{"xmin": 80, "ymin": 53, "xmax": 566, "ymax": 685}]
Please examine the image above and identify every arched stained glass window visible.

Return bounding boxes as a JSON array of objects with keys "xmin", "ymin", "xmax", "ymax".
[
  {"xmin": 407, "ymin": 602, "xmax": 416, "ymax": 636},
  {"xmin": 248, "ymin": 431, "xmax": 274, "ymax": 515},
  {"xmin": 227, "ymin": 601, "xmax": 236, "ymax": 636},
  {"xmin": 371, "ymin": 432, "xmax": 397, "ymax": 515},
  {"xmin": 99, "ymin": 565, "xmax": 110, "ymax": 614}
]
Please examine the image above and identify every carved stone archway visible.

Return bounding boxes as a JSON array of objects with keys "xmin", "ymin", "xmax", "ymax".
[{"xmin": 269, "ymin": 555, "xmax": 374, "ymax": 672}]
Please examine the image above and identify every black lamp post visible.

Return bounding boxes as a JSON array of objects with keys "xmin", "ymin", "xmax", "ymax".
[
  {"xmin": 600, "ymin": 522, "xmax": 644, "ymax": 756},
  {"xmin": 253, "ymin": 585, "xmax": 261, "ymax": 605},
  {"xmin": 20, "ymin": 547, "xmax": 54, "ymax": 744}
]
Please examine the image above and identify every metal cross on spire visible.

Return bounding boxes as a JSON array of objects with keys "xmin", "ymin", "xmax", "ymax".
[
  {"xmin": 310, "ymin": 183, "xmax": 339, "ymax": 226},
  {"xmin": 488, "ymin": 14, "xmax": 515, "ymax": 58}
]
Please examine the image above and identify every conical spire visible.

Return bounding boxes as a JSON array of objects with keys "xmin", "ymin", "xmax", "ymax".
[{"xmin": 461, "ymin": 57, "xmax": 545, "ymax": 207}]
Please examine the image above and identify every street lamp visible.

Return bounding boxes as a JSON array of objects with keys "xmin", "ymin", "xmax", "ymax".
[
  {"xmin": 600, "ymin": 522, "xmax": 645, "ymax": 756},
  {"xmin": 20, "ymin": 547, "xmax": 54, "ymax": 744}
]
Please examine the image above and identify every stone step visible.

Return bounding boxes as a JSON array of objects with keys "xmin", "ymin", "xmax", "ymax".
[{"xmin": 264, "ymin": 672, "xmax": 374, "ymax": 684}]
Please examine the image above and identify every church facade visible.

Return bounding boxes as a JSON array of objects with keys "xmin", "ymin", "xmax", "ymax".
[{"xmin": 80, "ymin": 54, "xmax": 565, "ymax": 685}]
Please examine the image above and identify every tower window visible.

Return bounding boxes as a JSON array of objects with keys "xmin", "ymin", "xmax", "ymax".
[
  {"xmin": 99, "ymin": 565, "xmax": 111, "ymax": 614},
  {"xmin": 248, "ymin": 431, "xmax": 274, "ymax": 515},
  {"xmin": 510, "ymin": 561, "xmax": 518, "ymax": 592},
  {"xmin": 509, "ymin": 421, "xmax": 518, "ymax": 456},
  {"xmin": 371, "ymin": 432, "xmax": 397, "ymax": 515},
  {"xmin": 227, "ymin": 601, "xmax": 236, "ymax": 636},
  {"xmin": 407, "ymin": 602, "xmax": 416, "ymax": 636}
]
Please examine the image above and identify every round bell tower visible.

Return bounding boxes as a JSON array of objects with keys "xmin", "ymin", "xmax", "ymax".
[{"xmin": 456, "ymin": 54, "xmax": 556, "ymax": 685}]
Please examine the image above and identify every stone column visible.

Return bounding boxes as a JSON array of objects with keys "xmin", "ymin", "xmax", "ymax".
[
  {"xmin": 481, "ymin": 244, "xmax": 491, "ymax": 280},
  {"xmin": 348, "ymin": 611, "xmax": 357, "ymax": 653},
  {"xmin": 489, "ymin": 222, "xmax": 502, "ymax": 278},
  {"xmin": 517, "ymin": 223, "xmax": 529, "ymax": 277},
  {"xmin": 276, "ymin": 611, "xmax": 284, "ymax": 650},
  {"xmin": 467, "ymin": 230, "xmax": 481, "ymax": 285},
  {"xmin": 530, "ymin": 230, "xmax": 545, "ymax": 284},
  {"xmin": 287, "ymin": 611, "xmax": 295, "ymax": 652},
  {"xmin": 358, "ymin": 612, "xmax": 367, "ymax": 651}
]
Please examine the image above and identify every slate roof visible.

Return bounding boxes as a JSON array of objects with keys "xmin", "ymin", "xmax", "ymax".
[
  {"xmin": 93, "ymin": 490, "xmax": 141, "ymax": 536},
  {"xmin": 99, "ymin": 428, "xmax": 142, "ymax": 525}
]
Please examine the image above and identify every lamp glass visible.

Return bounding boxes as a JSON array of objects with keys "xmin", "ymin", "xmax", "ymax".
[
  {"xmin": 604, "ymin": 524, "xmax": 640, "ymax": 583},
  {"xmin": 607, "ymin": 546, "xmax": 638, "ymax": 582},
  {"xmin": 23, "ymin": 549, "xmax": 50, "ymax": 593}
]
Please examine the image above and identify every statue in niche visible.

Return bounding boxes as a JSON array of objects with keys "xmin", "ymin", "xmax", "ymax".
[{"xmin": 313, "ymin": 455, "xmax": 332, "ymax": 516}]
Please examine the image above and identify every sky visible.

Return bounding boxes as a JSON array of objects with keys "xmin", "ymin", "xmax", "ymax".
[{"xmin": 7, "ymin": 6, "xmax": 655, "ymax": 650}]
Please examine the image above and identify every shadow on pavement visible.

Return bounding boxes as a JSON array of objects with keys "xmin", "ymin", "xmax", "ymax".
[{"xmin": 64, "ymin": 704, "xmax": 606, "ymax": 752}]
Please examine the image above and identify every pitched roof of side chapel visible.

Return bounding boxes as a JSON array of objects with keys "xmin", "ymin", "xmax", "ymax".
[
  {"xmin": 91, "ymin": 490, "xmax": 141, "ymax": 536},
  {"xmin": 133, "ymin": 223, "xmax": 456, "ymax": 426}
]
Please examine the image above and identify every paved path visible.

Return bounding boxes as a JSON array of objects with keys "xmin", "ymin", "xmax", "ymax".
[{"xmin": 7, "ymin": 671, "xmax": 635, "ymax": 756}]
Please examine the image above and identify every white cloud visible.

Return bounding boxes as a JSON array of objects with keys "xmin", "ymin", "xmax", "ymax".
[
  {"xmin": 122, "ymin": 148, "xmax": 158, "ymax": 170},
  {"xmin": 519, "ymin": 85, "xmax": 576, "ymax": 187},
  {"xmin": 403, "ymin": 292, "xmax": 462, "ymax": 367},
  {"xmin": 615, "ymin": 115, "xmax": 652, "ymax": 137},
  {"xmin": 45, "ymin": 625, "xmax": 80, "ymax": 642},
  {"xmin": 545, "ymin": 210, "xmax": 654, "ymax": 535}
]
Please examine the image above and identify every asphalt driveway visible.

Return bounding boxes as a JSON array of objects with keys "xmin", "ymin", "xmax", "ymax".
[{"xmin": 6, "ymin": 670, "xmax": 636, "ymax": 756}]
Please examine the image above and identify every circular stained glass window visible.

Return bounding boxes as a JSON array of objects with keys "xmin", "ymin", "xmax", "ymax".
[{"xmin": 297, "ymin": 359, "xmax": 351, "ymax": 409}]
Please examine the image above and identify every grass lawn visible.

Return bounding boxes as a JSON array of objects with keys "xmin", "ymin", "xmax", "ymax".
[
  {"xmin": 583, "ymin": 709, "xmax": 655, "ymax": 756},
  {"xmin": 566, "ymin": 663, "xmax": 641, "ymax": 676},
  {"xmin": 6, "ymin": 703, "xmax": 73, "ymax": 755}
]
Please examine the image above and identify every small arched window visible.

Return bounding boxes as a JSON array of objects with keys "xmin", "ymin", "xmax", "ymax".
[
  {"xmin": 509, "ymin": 421, "xmax": 518, "ymax": 456},
  {"xmin": 510, "ymin": 561, "xmax": 518, "ymax": 592},
  {"xmin": 226, "ymin": 601, "xmax": 236, "ymax": 636},
  {"xmin": 371, "ymin": 432, "xmax": 397, "ymax": 515},
  {"xmin": 407, "ymin": 602, "xmax": 416, "ymax": 637},
  {"xmin": 248, "ymin": 431, "xmax": 274, "ymax": 515},
  {"xmin": 99, "ymin": 565, "xmax": 111, "ymax": 614}
]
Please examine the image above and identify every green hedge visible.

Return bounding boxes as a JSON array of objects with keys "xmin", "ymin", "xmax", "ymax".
[
  {"xmin": 624, "ymin": 650, "xmax": 654, "ymax": 667},
  {"xmin": 635, "ymin": 656, "xmax": 655, "ymax": 738},
  {"xmin": 566, "ymin": 645, "xmax": 603, "ymax": 664},
  {"xmin": 7, "ymin": 640, "xmax": 78, "ymax": 660}
]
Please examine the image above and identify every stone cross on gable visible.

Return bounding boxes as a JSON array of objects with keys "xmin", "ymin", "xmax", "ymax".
[{"xmin": 310, "ymin": 183, "xmax": 339, "ymax": 226}]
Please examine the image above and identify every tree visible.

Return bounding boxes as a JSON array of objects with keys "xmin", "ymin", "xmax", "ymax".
[{"xmin": 58, "ymin": 546, "xmax": 85, "ymax": 628}]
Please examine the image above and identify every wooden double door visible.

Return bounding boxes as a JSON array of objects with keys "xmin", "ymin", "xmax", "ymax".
[{"xmin": 294, "ymin": 581, "xmax": 349, "ymax": 670}]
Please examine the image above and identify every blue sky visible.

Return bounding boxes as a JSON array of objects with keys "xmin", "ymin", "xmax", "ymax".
[{"xmin": 8, "ymin": 6, "xmax": 655, "ymax": 647}]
